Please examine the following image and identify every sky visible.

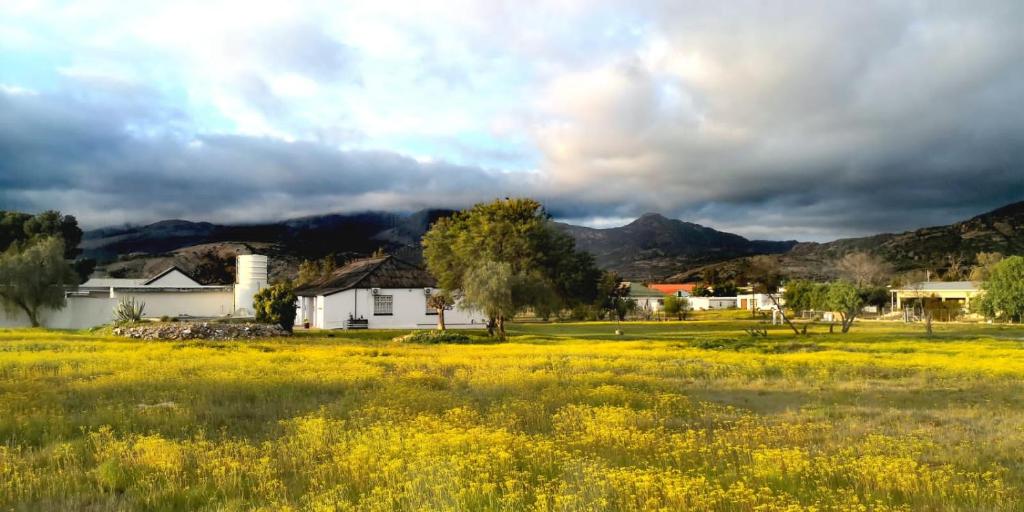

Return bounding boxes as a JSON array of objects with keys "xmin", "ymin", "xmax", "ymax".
[{"xmin": 1, "ymin": 0, "xmax": 1022, "ymax": 241}]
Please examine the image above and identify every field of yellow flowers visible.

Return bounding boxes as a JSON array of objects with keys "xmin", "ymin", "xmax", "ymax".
[{"xmin": 2, "ymin": 317, "xmax": 1024, "ymax": 511}]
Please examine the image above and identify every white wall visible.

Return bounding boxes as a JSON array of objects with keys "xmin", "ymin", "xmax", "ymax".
[
  {"xmin": 0, "ymin": 296, "xmax": 116, "ymax": 329},
  {"xmin": 2, "ymin": 290, "xmax": 235, "ymax": 329},
  {"xmin": 313, "ymin": 288, "xmax": 485, "ymax": 329},
  {"xmin": 112, "ymin": 290, "xmax": 234, "ymax": 318},
  {"xmin": 688, "ymin": 297, "xmax": 737, "ymax": 310},
  {"xmin": 634, "ymin": 297, "xmax": 664, "ymax": 312}
]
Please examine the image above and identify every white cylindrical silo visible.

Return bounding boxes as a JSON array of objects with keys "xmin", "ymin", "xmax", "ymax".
[{"xmin": 234, "ymin": 254, "xmax": 268, "ymax": 316}]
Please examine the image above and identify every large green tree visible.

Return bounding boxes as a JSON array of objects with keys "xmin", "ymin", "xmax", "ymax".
[
  {"xmin": 422, "ymin": 198, "xmax": 600, "ymax": 334},
  {"xmin": 976, "ymin": 256, "xmax": 1024, "ymax": 322},
  {"xmin": 0, "ymin": 210, "xmax": 93, "ymax": 282},
  {"xmin": 0, "ymin": 237, "xmax": 79, "ymax": 327}
]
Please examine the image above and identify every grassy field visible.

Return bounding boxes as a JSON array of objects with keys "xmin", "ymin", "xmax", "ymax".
[{"xmin": 2, "ymin": 316, "xmax": 1024, "ymax": 510}]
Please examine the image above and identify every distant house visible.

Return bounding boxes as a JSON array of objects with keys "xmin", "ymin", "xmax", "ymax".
[
  {"xmin": 736, "ymin": 292, "xmax": 784, "ymax": 312},
  {"xmin": 647, "ymin": 283, "xmax": 695, "ymax": 297},
  {"xmin": 293, "ymin": 255, "xmax": 484, "ymax": 330},
  {"xmin": 890, "ymin": 281, "xmax": 981, "ymax": 311},
  {"xmin": 623, "ymin": 282, "xmax": 666, "ymax": 312}
]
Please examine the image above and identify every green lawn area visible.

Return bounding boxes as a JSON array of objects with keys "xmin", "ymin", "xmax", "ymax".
[{"xmin": 2, "ymin": 318, "xmax": 1024, "ymax": 510}]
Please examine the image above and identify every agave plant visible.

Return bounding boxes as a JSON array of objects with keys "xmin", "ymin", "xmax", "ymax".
[{"xmin": 113, "ymin": 297, "xmax": 146, "ymax": 324}]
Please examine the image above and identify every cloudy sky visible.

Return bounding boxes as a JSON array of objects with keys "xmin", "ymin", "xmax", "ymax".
[{"xmin": 1, "ymin": 0, "xmax": 1022, "ymax": 241}]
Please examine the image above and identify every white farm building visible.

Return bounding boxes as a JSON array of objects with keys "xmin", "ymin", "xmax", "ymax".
[
  {"xmin": 294, "ymin": 255, "xmax": 485, "ymax": 330},
  {"xmin": 1, "ymin": 254, "xmax": 269, "ymax": 329}
]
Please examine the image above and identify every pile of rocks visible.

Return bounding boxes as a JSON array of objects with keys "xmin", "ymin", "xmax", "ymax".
[{"xmin": 113, "ymin": 322, "xmax": 290, "ymax": 340}]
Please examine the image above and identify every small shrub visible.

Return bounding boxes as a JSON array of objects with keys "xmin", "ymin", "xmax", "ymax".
[
  {"xmin": 113, "ymin": 297, "xmax": 145, "ymax": 324},
  {"xmin": 694, "ymin": 338, "xmax": 756, "ymax": 351},
  {"xmin": 393, "ymin": 330, "xmax": 475, "ymax": 344},
  {"xmin": 253, "ymin": 283, "xmax": 297, "ymax": 332}
]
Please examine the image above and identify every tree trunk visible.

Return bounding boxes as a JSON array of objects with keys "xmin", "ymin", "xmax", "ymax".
[
  {"xmin": 496, "ymin": 316, "xmax": 506, "ymax": 341},
  {"xmin": 17, "ymin": 302, "xmax": 40, "ymax": 328},
  {"xmin": 766, "ymin": 293, "xmax": 801, "ymax": 335},
  {"xmin": 840, "ymin": 312, "xmax": 856, "ymax": 333},
  {"xmin": 436, "ymin": 308, "xmax": 446, "ymax": 331}
]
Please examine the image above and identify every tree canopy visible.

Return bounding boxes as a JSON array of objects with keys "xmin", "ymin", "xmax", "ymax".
[
  {"xmin": 976, "ymin": 256, "xmax": 1024, "ymax": 322},
  {"xmin": 0, "ymin": 210, "xmax": 93, "ymax": 282},
  {"xmin": 422, "ymin": 198, "xmax": 601, "ymax": 337},
  {"xmin": 0, "ymin": 237, "xmax": 79, "ymax": 327},
  {"xmin": 784, "ymin": 279, "xmax": 865, "ymax": 333}
]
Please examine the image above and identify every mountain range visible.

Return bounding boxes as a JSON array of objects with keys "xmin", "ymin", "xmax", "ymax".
[{"xmin": 81, "ymin": 200, "xmax": 1024, "ymax": 284}]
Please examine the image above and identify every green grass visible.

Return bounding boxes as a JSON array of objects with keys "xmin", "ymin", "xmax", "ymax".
[{"xmin": 2, "ymin": 319, "xmax": 1024, "ymax": 510}]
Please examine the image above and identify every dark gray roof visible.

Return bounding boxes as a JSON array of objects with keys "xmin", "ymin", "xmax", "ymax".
[
  {"xmin": 294, "ymin": 256, "xmax": 436, "ymax": 296},
  {"xmin": 141, "ymin": 265, "xmax": 201, "ymax": 286}
]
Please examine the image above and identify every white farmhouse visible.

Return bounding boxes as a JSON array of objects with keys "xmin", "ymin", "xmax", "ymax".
[{"xmin": 293, "ymin": 255, "xmax": 485, "ymax": 330}]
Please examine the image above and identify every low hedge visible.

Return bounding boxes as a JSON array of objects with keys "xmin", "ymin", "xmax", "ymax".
[{"xmin": 393, "ymin": 330, "xmax": 476, "ymax": 344}]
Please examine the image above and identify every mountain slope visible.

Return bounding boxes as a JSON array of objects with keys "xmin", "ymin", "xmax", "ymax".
[
  {"xmin": 555, "ymin": 213, "xmax": 797, "ymax": 280},
  {"xmin": 669, "ymin": 200, "xmax": 1024, "ymax": 283},
  {"xmin": 83, "ymin": 210, "xmax": 796, "ymax": 281}
]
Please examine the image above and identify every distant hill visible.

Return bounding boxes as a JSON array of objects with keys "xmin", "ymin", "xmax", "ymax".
[
  {"xmin": 82, "ymin": 210, "xmax": 453, "ymax": 280},
  {"xmin": 81, "ymin": 200, "xmax": 1024, "ymax": 283},
  {"xmin": 668, "ymin": 200, "xmax": 1024, "ymax": 283},
  {"xmin": 554, "ymin": 213, "xmax": 798, "ymax": 280},
  {"xmin": 83, "ymin": 209, "xmax": 797, "ymax": 281}
]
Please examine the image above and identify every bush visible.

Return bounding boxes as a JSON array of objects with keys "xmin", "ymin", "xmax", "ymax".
[
  {"xmin": 393, "ymin": 330, "xmax": 476, "ymax": 344},
  {"xmin": 253, "ymin": 283, "xmax": 297, "ymax": 332},
  {"xmin": 113, "ymin": 297, "xmax": 145, "ymax": 324}
]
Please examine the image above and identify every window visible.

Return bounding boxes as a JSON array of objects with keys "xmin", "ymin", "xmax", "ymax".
[
  {"xmin": 425, "ymin": 292, "xmax": 436, "ymax": 315},
  {"xmin": 373, "ymin": 294, "xmax": 393, "ymax": 315}
]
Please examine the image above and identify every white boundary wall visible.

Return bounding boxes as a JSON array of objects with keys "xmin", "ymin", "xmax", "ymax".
[
  {"xmin": 111, "ymin": 291, "xmax": 234, "ymax": 319},
  {"xmin": 0, "ymin": 296, "xmax": 116, "ymax": 329},
  {"xmin": 1, "ymin": 291, "xmax": 235, "ymax": 329}
]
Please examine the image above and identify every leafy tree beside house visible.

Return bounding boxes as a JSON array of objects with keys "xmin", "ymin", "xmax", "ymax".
[
  {"xmin": 253, "ymin": 283, "xmax": 298, "ymax": 332},
  {"xmin": 0, "ymin": 237, "xmax": 79, "ymax": 327},
  {"xmin": 975, "ymin": 256, "xmax": 1024, "ymax": 322},
  {"xmin": 422, "ymin": 198, "xmax": 600, "ymax": 339}
]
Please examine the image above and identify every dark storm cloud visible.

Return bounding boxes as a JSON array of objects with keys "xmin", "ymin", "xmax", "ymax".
[
  {"xmin": 0, "ymin": 86, "xmax": 527, "ymax": 227},
  {"xmin": 2, "ymin": 1, "xmax": 1024, "ymax": 240},
  {"xmin": 534, "ymin": 0, "xmax": 1024, "ymax": 239}
]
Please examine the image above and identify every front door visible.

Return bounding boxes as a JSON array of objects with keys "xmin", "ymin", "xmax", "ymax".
[{"xmin": 740, "ymin": 298, "xmax": 748, "ymax": 309}]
